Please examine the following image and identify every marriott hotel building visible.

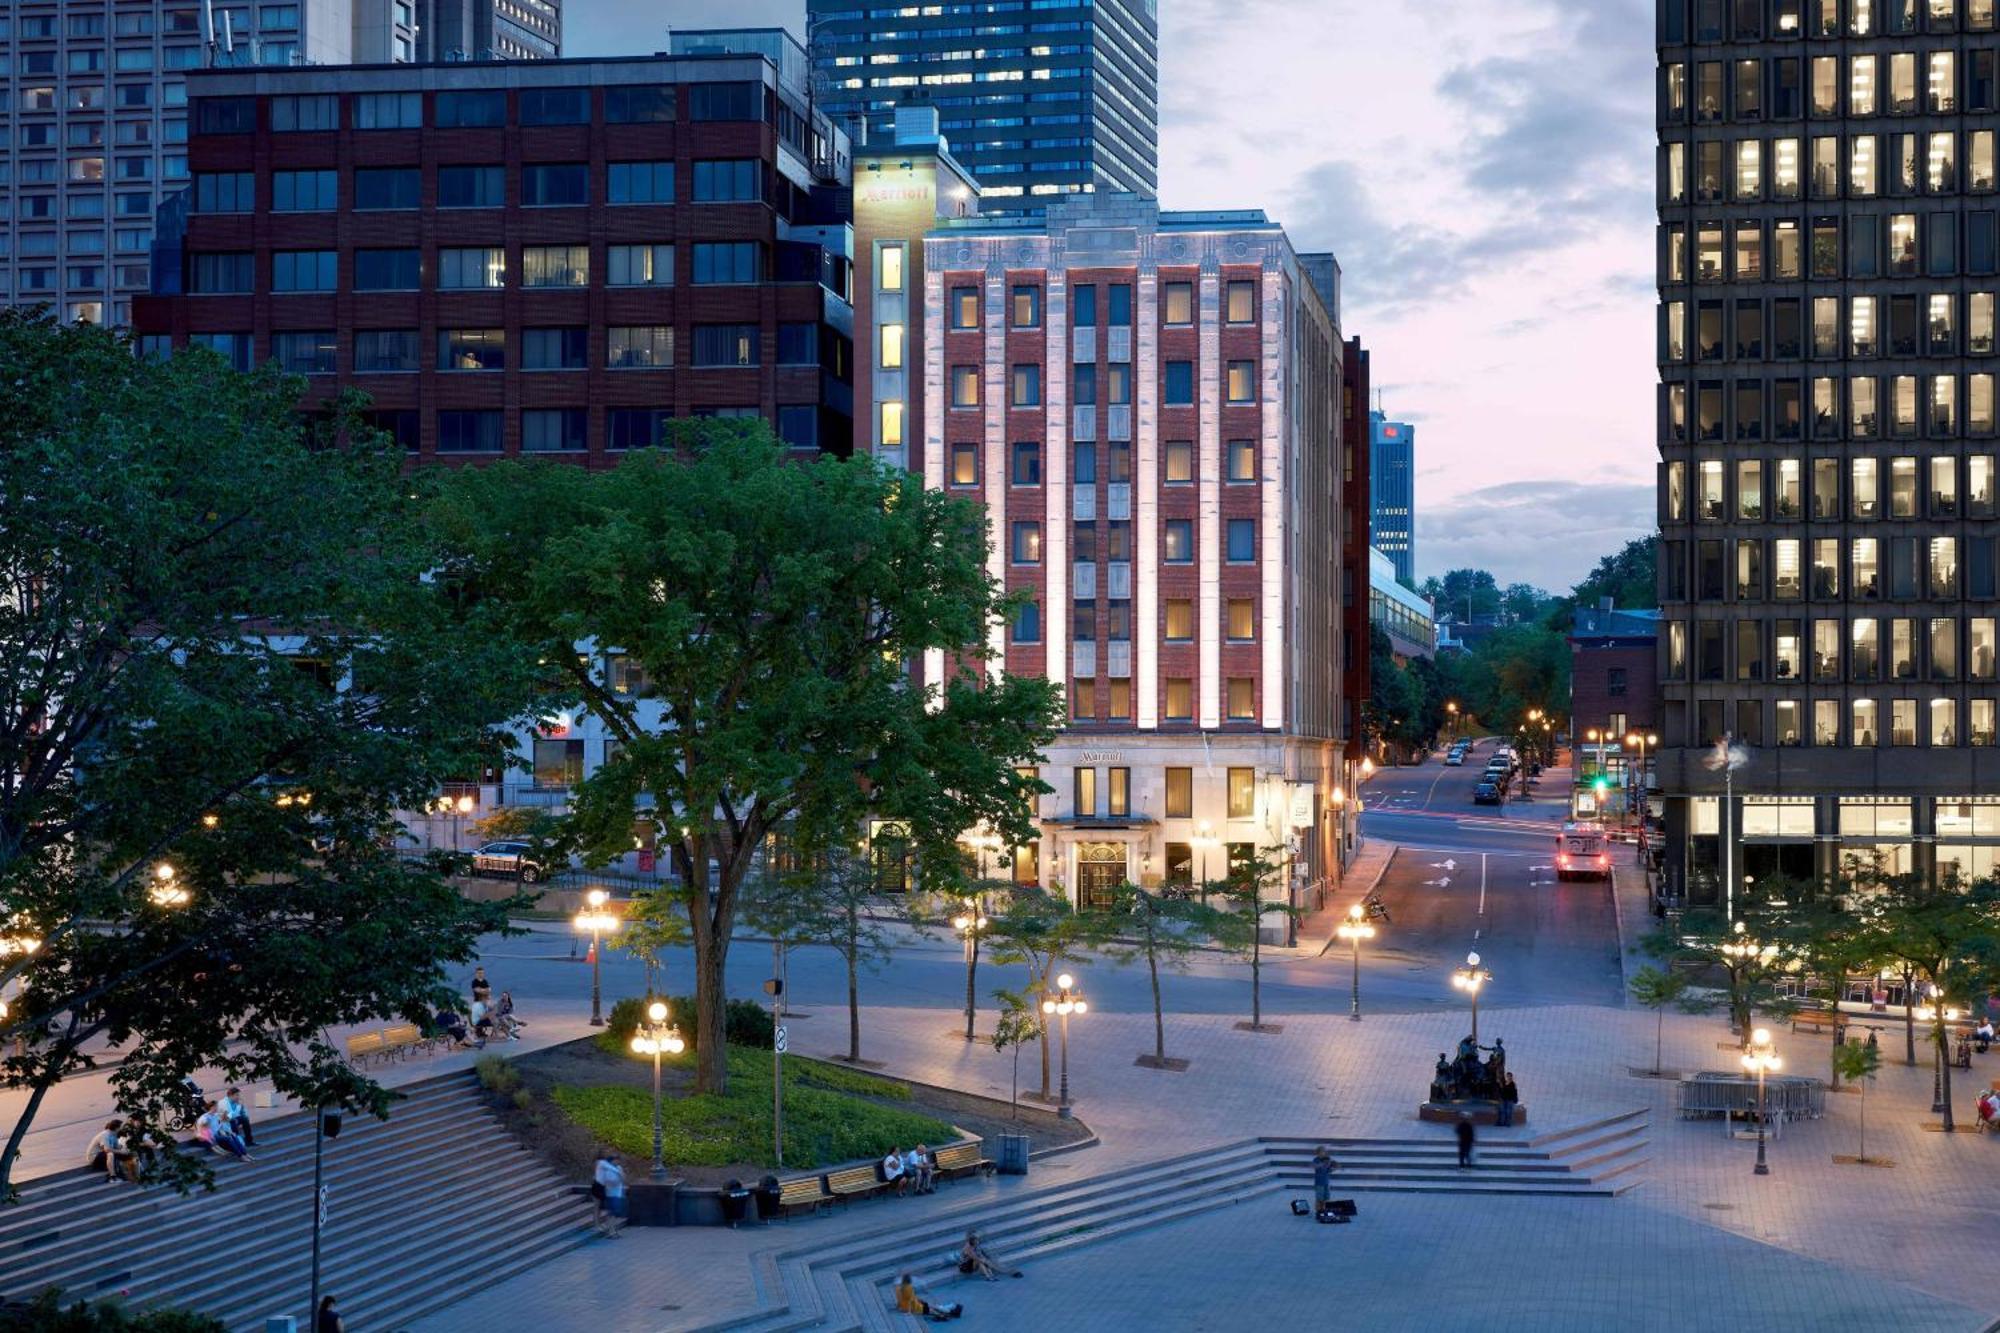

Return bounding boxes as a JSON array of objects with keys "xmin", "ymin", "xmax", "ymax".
[{"xmin": 1656, "ymin": 0, "xmax": 2000, "ymax": 899}]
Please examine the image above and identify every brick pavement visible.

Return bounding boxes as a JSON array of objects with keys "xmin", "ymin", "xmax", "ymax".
[{"xmin": 414, "ymin": 996, "xmax": 2000, "ymax": 1332}]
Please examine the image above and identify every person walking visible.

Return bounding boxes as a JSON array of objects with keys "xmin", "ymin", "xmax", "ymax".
[
  {"xmin": 221, "ymin": 1086, "xmax": 255, "ymax": 1148},
  {"xmin": 592, "ymin": 1154, "xmax": 627, "ymax": 1236},
  {"xmin": 316, "ymin": 1295, "xmax": 345, "ymax": 1333},
  {"xmin": 1311, "ymin": 1145, "xmax": 1336, "ymax": 1212},
  {"xmin": 1455, "ymin": 1114, "xmax": 1476, "ymax": 1168}
]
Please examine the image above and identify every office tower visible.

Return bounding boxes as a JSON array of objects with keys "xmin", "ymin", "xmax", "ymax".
[
  {"xmin": 1656, "ymin": 0, "xmax": 2000, "ymax": 902},
  {"xmin": 133, "ymin": 43, "xmax": 856, "ymax": 462},
  {"xmin": 0, "ymin": 0, "xmax": 429, "ymax": 328},
  {"xmin": 806, "ymin": 0, "xmax": 1157, "ymax": 212},
  {"xmin": 1369, "ymin": 409, "xmax": 1416, "ymax": 585},
  {"xmin": 420, "ymin": 0, "xmax": 560, "ymax": 62},
  {"xmin": 851, "ymin": 158, "xmax": 1364, "ymax": 923}
]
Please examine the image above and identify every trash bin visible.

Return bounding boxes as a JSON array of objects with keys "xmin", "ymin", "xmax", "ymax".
[
  {"xmin": 754, "ymin": 1175, "xmax": 783, "ymax": 1223},
  {"xmin": 996, "ymin": 1134, "xmax": 1030, "ymax": 1176},
  {"xmin": 719, "ymin": 1184, "xmax": 752, "ymax": 1227},
  {"xmin": 627, "ymin": 1179, "xmax": 680, "ymax": 1227}
]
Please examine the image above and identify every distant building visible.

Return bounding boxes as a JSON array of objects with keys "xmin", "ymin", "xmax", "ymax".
[
  {"xmin": 805, "ymin": 0, "xmax": 1157, "ymax": 213},
  {"xmin": 1369, "ymin": 409, "xmax": 1416, "ymax": 585},
  {"xmin": 1370, "ymin": 549, "xmax": 1435, "ymax": 662},
  {"xmin": 421, "ymin": 0, "xmax": 561, "ymax": 61},
  {"xmin": 1568, "ymin": 603, "xmax": 1660, "ymax": 828}
]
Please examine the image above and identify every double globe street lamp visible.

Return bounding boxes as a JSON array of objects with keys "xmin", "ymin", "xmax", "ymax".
[
  {"xmin": 1041, "ymin": 973, "xmax": 1087, "ymax": 1119},
  {"xmin": 573, "ymin": 888, "xmax": 619, "ymax": 1027},
  {"xmin": 630, "ymin": 999, "xmax": 686, "ymax": 1180},
  {"xmin": 1740, "ymin": 1027, "xmax": 1781, "ymax": 1176},
  {"xmin": 1336, "ymin": 903, "xmax": 1376, "ymax": 1022}
]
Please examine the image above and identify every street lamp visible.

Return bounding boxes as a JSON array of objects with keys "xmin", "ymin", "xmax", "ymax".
[
  {"xmin": 149, "ymin": 862, "xmax": 190, "ymax": 908},
  {"xmin": 1446, "ymin": 700, "xmax": 1460, "ymax": 745},
  {"xmin": 573, "ymin": 888, "xmax": 618, "ymax": 1027},
  {"xmin": 951, "ymin": 904, "xmax": 988, "ymax": 1042},
  {"xmin": 1452, "ymin": 951, "xmax": 1490, "ymax": 1043},
  {"xmin": 1336, "ymin": 903, "xmax": 1376, "ymax": 1022},
  {"xmin": 1191, "ymin": 822, "xmax": 1220, "ymax": 904},
  {"xmin": 1625, "ymin": 732, "xmax": 1660, "ymax": 842},
  {"xmin": 1740, "ymin": 1027, "xmax": 1781, "ymax": 1176},
  {"xmin": 1040, "ymin": 972, "xmax": 1087, "ymax": 1119},
  {"xmin": 630, "ymin": 998, "xmax": 686, "ymax": 1180}
]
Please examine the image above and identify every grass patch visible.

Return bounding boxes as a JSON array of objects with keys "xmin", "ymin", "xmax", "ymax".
[{"xmin": 551, "ymin": 1044, "xmax": 951, "ymax": 1170}]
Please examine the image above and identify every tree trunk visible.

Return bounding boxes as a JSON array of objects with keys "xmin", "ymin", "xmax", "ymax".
[
  {"xmin": 1858, "ymin": 1081, "xmax": 1868, "ymax": 1161},
  {"xmin": 0, "ymin": 1058, "xmax": 63, "ymax": 1202},
  {"xmin": 846, "ymin": 949, "xmax": 861, "ymax": 1063},
  {"xmin": 1654, "ymin": 1005, "xmax": 1665, "ymax": 1075},
  {"xmin": 1903, "ymin": 970, "xmax": 1918, "ymax": 1066},
  {"xmin": 1251, "ymin": 910, "xmax": 1263, "ymax": 1030},
  {"xmin": 693, "ymin": 936, "xmax": 730, "ymax": 1094},
  {"xmin": 1036, "ymin": 959, "xmax": 1052, "ymax": 1098},
  {"xmin": 963, "ymin": 933, "xmax": 979, "ymax": 1042},
  {"xmin": 1938, "ymin": 1018, "xmax": 1956, "ymax": 1131},
  {"xmin": 1147, "ymin": 939, "xmax": 1165, "ymax": 1061}
]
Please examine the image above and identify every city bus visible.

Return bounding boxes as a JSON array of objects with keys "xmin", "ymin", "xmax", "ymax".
[{"xmin": 1554, "ymin": 822, "xmax": 1612, "ymax": 882}]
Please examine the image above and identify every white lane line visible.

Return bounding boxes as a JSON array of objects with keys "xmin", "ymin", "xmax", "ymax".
[{"xmin": 1476, "ymin": 853, "xmax": 1489, "ymax": 940}]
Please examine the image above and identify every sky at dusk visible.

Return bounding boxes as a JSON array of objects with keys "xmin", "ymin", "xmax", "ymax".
[{"xmin": 566, "ymin": 0, "xmax": 1658, "ymax": 593}]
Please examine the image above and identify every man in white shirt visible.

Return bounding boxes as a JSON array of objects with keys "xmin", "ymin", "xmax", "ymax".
[
  {"xmin": 592, "ymin": 1154, "xmax": 627, "ymax": 1236},
  {"xmin": 881, "ymin": 1148, "xmax": 906, "ymax": 1194},
  {"xmin": 221, "ymin": 1086, "xmax": 255, "ymax": 1148},
  {"xmin": 85, "ymin": 1120, "xmax": 134, "ymax": 1182},
  {"xmin": 905, "ymin": 1145, "xmax": 934, "ymax": 1194}
]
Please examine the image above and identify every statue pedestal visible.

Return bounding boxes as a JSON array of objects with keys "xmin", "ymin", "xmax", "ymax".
[{"xmin": 1419, "ymin": 1102, "xmax": 1526, "ymax": 1126}]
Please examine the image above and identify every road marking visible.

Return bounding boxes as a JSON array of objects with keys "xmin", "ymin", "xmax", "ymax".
[
  {"xmin": 1421, "ymin": 763, "xmax": 1451, "ymax": 810},
  {"xmin": 1430, "ymin": 859, "xmax": 1459, "ymax": 871},
  {"xmin": 1478, "ymin": 853, "xmax": 1489, "ymax": 920},
  {"xmin": 1424, "ymin": 876, "xmax": 1452, "ymax": 888}
]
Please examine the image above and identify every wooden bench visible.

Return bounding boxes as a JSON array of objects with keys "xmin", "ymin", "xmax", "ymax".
[
  {"xmin": 827, "ymin": 1164, "xmax": 890, "ymax": 1206},
  {"xmin": 932, "ymin": 1141, "xmax": 994, "ymax": 1182},
  {"xmin": 1791, "ymin": 1009, "xmax": 1840, "ymax": 1034},
  {"xmin": 776, "ymin": 1174, "xmax": 833, "ymax": 1219},
  {"xmin": 345, "ymin": 1031, "xmax": 387, "ymax": 1068},
  {"xmin": 381, "ymin": 1022, "xmax": 427, "ymax": 1059}
]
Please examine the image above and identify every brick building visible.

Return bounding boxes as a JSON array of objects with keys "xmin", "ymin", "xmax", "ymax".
[
  {"xmin": 1569, "ymin": 604, "xmax": 1662, "ymax": 828},
  {"xmin": 132, "ymin": 44, "xmax": 856, "ymax": 461}
]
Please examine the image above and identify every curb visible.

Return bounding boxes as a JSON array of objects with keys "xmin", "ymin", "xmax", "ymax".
[{"xmin": 1311, "ymin": 844, "xmax": 1401, "ymax": 960}]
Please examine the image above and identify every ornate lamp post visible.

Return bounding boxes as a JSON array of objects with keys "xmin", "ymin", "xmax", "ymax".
[
  {"xmin": 1452, "ymin": 951, "xmax": 1490, "ymax": 1042},
  {"xmin": 1740, "ymin": 1027, "xmax": 1781, "ymax": 1176},
  {"xmin": 1336, "ymin": 903, "xmax": 1376, "ymax": 1022},
  {"xmin": 952, "ymin": 904, "xmax": 989, "ymax": 1042},
  {"xmin": 1040, "ymin": 972, "xmax": 1087, "ymax": 1119},
  {"xmin": 149, "ymin": 862, "xmax": 190, "ymax": 908},
  {"xmin": 573, "ymin": 888, "xmax": 618, "ymax": 1026},
  {"xmin": 630, "ymin": 998, "xmax": 686, "ymax": 1179}
]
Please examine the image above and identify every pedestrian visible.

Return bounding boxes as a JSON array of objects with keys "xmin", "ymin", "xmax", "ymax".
[
  {"xmin": 957, "ymin": 1230, "xmax": 1020, "ymax": 1280},
  {"xmin": 1455, "ymin": 1114, "xmax": 1476, "ymax": 1168},
  {"xmin": 221, "ymin": 1086, "xmax": 255, "ymax": 1148},
  {"xmin": 316, "ymin": 1295, "xmax": 345, "ymax": 1333},
  {"xmin": 1310, "ymin": 1144, "xmax": 1336, "ymax": 1212},
  {"xmin": 1497, "ymin": 1074, "xmax": 1519, "ymax": 1128},
  {"xmin": 196, "ymin": 1101, "xmax": 252, "ymax": 1161},
  {"xmin": 84, "ymin": 1120, "xmax": 136, "ymax": 1183},
  {"xmin": 591, "ymin": 1153, "xmax": 626, "ymax": 1236}
]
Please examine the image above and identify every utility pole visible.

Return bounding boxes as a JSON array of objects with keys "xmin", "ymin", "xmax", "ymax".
[{"xmin": 768, "ymin": 940, "xmax": 785, "ymax": 1169}]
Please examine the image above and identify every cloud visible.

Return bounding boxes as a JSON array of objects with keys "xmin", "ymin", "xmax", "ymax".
[{"xmin": 1415, "ymin": 479, "xmax": 1655, "ymax": 592}]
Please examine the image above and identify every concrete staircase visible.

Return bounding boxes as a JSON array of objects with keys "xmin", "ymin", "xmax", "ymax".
[
  {"xmin": 0, "ymin": 1069, "xmax": 593, "ymax": 1331},
  {"xmin": 704, "ymin": 1110, "xmax": 1649, "ymax": 1333}
]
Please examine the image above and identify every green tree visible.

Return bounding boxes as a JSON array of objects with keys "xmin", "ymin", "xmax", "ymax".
[
  {"xmin": 1364, "ymin": 624, "xmax": 1424, "ymax": 751},
  {"xmin": 1210, "ymin": 847, "xmax": 1303, "ymax": 1033},
  {"xmin": 1644, "ymin": 903, "xmax": 1797, "ymax": 1042},
  {"xmin": 1569, "ymin": 536, "xmax": 1659, "ymax": 614},
  {"xmin": 1628, "ymin": 965, "xmax": 1694, "ymax": 1076},
  {"xmin": 741, "ymin": 850, "xmax": 893, "ymax": 1064},
  {"xmin": 615, "ymin": 883, "xmax": 691, "ymax": 999},
  {"xmin": 985, "ymin": 888, "xmax": 1112, "ymax": 1099},
  {"xmin": 429, "ymin": 426, "xmax": 1064, "ymax": 1094},
  {"xmin": 989, "ymin": 987, "xmax": 1040, "ymax": 1117},
  {"xmin": 0, "ymin": 313, "xmax": 530, "ymax": 1199},
  {"xmin": 1419, "ymin": 569, "xmax": 1501, "ymax": 622},
  {"xmin": 1831, "ymin": 1037, "xmax": 1884, "ymax": 1163},
  {"xmin": 1101, "ymin": 882, "xmax": 1223, "ymax": 1067}
]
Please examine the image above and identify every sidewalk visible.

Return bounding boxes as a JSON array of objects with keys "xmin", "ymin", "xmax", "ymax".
[{"xmin": 1291, "ymin": 836, "xmax": 1397, "ymax": 959}]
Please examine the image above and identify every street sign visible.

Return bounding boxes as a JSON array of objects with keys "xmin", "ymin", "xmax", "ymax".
[
  {"xmin": 774, "ymin": 1026, "xmax": 789, "ymax": 1054},
  {"xmin": 317, "ymin": 1185, "xmax": 329, "ymax": 1227}
]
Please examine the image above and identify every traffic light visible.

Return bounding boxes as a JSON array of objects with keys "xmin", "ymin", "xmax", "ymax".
[{"xmin": 1591, "ymin": 775, "xmax": 1611, "ymax": 797}]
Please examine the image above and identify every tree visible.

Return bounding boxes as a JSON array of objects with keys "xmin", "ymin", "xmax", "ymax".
[
  {"xmin": 1644, "ymin": 904, "xmax": 1796, "ymax": 1042},
  {"xmin": 1628, "ymin": 965, "xmax": 1694, "ymax": 1076},
  {"xmin": 0, "ymin": 314, "xmax": 531, "ymax": 1199},
  {"xmin": 1101, "ymin": 882, "xmax": 1222, "ymax": 1068},
  {"xmin": 1831, "ymin": 1038, "xmax": 1884, "ymax": 1164},
  {"xmin": 741, "ymin": 850, "xmax": 892, "ymax": 1064},
  {"xmin": 615, "ymin": 884, "xmax": 691, "ymax": 999},
  {"xmin": 429, "ymin": 426, "xmax": 1064, "ymax": 1094},
  {"xmin": 985, "ymin": 888, "xmax": 1111, "ymax": 1100},
  {"xmin": 989, "ymin": 988, "xmax": 1039, "ymax": 1117},
  {"xmin": 1211, "ymin": 847, "xmax": 1303, "ymax": 1034},
  {"xmin": 1569, "ymin": 536, "xmax": 1658, "ymax": 614},
  {"xmin": 1364, "ymin": 624, "xmax": 1424, "ymax": 752},
  {"xmin": 1419, "ymin": 569, "xmax": 1501, "ymax": 622}
]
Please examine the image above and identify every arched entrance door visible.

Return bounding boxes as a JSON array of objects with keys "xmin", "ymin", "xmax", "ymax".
[{"xmin": 1075, "ymin": 841, "xmax": 1126, "ymax": 912}]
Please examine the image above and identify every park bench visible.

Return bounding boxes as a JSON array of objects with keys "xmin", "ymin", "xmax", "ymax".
[
  {"xmin": 344, "ymin": 1030, "xmax": 387, "ymax": 1069},
  {"xmin": 776, "ymin": 1174, "xmax": 833, "ymax": 1219},
  {"xmin": 381, "ymin": 1022, "xmax": 427, "ymax": 1060},
  {"xmin": 932, "ymin": 1141, "xmax": 995, "ymax": 1182},
  {"xmin": 1791, "ymin": 1009, "xmax": 1840, "ymax": 1035},
  {"xmin": 827, "ymin": 1164, "xmax": 891, "ymax": 1206}
]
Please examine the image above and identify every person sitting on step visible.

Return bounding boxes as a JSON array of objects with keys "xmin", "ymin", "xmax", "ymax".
[{"xmin": 957, "ymin": 1231, "xmax": 1020, "ymax": 1281}]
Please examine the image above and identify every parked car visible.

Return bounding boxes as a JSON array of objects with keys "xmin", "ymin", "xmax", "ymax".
[
  {"xmin": 1444, "ymin": 750, "xmax": 1466, "ymax": 766},
  {"xmin": 1473, "ymin": 781, "xmax": 1504, "ymax": 805},
  {"xmin": 471, "ymin": 840, "xmax": 545, "ymax": 882}
]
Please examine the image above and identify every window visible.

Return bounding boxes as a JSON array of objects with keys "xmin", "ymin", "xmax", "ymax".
[
  {"xmin": 437, "ymin": 165, "xmax": 504, "ymax": 208},
  {"xmin": 879, "ymin": 244, "xmax": 905, "ymax": 291},
  {"xmin": 434, "ymin": 90, "xmax": 505, "ymax": 128},
  {"xmin": 1226, "ymin": 361, "xmax": 1256, "ymax": 403},
  {"xmin": 1226, "ymin": 281, "xmax": 1255, "ymax": 323},
  {"xmin": 271, "ymin": 250, "xmax": 336, "ymax": 292},
  {"xmin": 1164, "ymin": 598, "xmax": 1193, "ymax": 641},
  {"xmin": 439, "ymin": 247, "xmax": 505, "ymax": 289},
  {"xmin": 1164, "ymin": 361, "xmax": 1194, "ymax": 405},
  {"xmin": 691, "ymin": 324, "xmax": 759, "ymax": 367},
  {"xmin": 1227, "ymin": 439, "xmax": 1256, "ymax": 482},
  {"xmin": 1012, "ymin": 599, "xmax": 1041, "ymax": 644},
  {"xmin": 1224, "ymin": 598, "xmax": 1256, "ymax": 641},
  {"xmin": 435, "ymin": 409, "xmax": 503, "ymax": 453},
  {"xmin": 354, "ymin": 92, "xmax": 422, "ymax": 130},
  {"xmin": 879, "ymin": 323, "xmax": 905, "ymax": 369},
  {"xmin": 1104, "ymin": 766, "xmax": 1131, "ymax": 817},
  {"xmin": 1225, "ymin": 678, "xmax": 1255, "ymax": 720},
  {"xmin": 351, "ymin": 167, "xmax": 417, "ymax": 210},
  {"xmin": 1164, "ymin": 281, "xmax": 1194, "ymax": 325},
  {"xmin": 1227, "ymin": 767, "xmax": 1255, "ymax": 818},
  {"xmin": 438, "ymin": 328, "xmax": 506, "ymax": 371},
  {"xmin": 1165, "ymin": 767, "xmax": 1193, "ymax": 819},
  {"xmin": 194, "ymin": 97, "xmax": 256, "ymax": 134},
  {"xmin": 1073, "ymin": 285, "xmax": 1097, "ymax": 327},
  {"xmin": 1163, "ymin": 519, "xmax": 1193, "ymax": 563},
  {"xmin": 1165, "ymin": 440, "xmax": 1194, "ymax": 483},
  {"xmin": 1073, "ymin": 767, "xmax": 1098, "ymax": 817},
  {"xmin": 1012, "ymin": 284, "xmax": 1041, "ymax": 328},
  {"xmin": 1226, "ymin": 519, "xmax": 1255, "ymax": 562},
  {"xmin": 692, "ymin": 158, "xmax": 759, "ymax": 202},
  {"xmin": 269, "ymin": 94, "xmax": 337, "ymax": 132},
  {"xmin": 952, "ymin": 366, "xmax": 980, "ymax": 407},
  {"xmin": 1109, "ymin": 284, "xmax": 1133, "ymax": 326},
  {"xmin": 880, "ymin": 401, "xmax": 905, "ymax": 447},
  {"xmin": 1011, "ymin": 364, "xmax": 1041, "ymax": 406},
  {"xmin": 521, "ymin": 408, "xmax": 587, "ymax": 453},
  {"xmin": 270, "ymin": 330, "xmax": 334, "ymax": 374},
  {"xmin": 522, "ymin": 327, "xmax": 587, "ymax": 371},
  {"xmin": 609, "ymin": 161, "xmax": 675, "ymax": 204},
  {"xmin": 519, "ymin": 88, "xmax": 589, "ymax": 125},
  {"xmin": 605, "ymin": 85, "xmax": 676, "ymax": 123},
  {"xmin": 193, "ymin": 172, "xmax": 253, "ymax": 212},
  {"xmin": 1012, "ymin": 441, "xmax": 1042, "ymax": 485},
  {"xmin": 1165, "ymin": 678, "xmax": 1193, "ymax": 720},
  {"xmin": 1011, "ymin": 521, "xmax": 1042, "ymax": 564},
  {"xmin": 273, "ymin": 168, "xmax": 338, "ymax": 211},
  {"xmin": 776, "ymin": 324, "xmax": 817, "ymax": 366},
  {"xmin": 687, "ymin": 82, "xmax": 757, "ymax": 121},
  {"xmin": 190, "ymin": 332, "xmax": 252, "ymax": 370},
  {"xmin": 950, "ymin": 442, "xmax": 978, "ymax": 486},
  {"xmin": 608, "ymin": 326, "xmax": 672, "ymax": 369},
  {"xmin": 521, "ymin": 163, "xmax": 588, "ymax": 207},
  {"xmin": 609, "ymin": 243, "xmax": 673, "ymax": 286},
  {"xmin": 353, "ymin": 248, "xmax": 420, "ymax": 291},
  {"xmin": 608, "ymin": 409, "xmax": 669, "ymax": 451},
  {"xmin": 952, "ymin": 287, "xmax": 979, "ymax": 329},
  {"xmin": 692, "ymin": 242, "xmax": 759, "ymax": 283},
  {"xmin": 522, "ymin": 245, "xmax": 588, "ymax": 287},
  {"xmin": 353, "ymin": 329, "xmax": 418, "ymax": 373}
]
